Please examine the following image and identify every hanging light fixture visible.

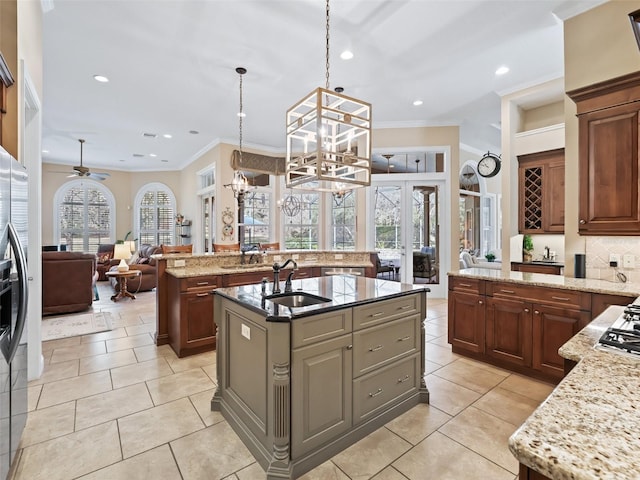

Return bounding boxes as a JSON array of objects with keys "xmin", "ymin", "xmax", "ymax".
[
  {"xmin": 285, "ymin": 0, "xmax": 372, "ymax": 193},
  {"xmin": 225, "ymin": 67, "xmax": 251, "ymax": 202},
  {"xmin": 382, "ymin": 154, "xmax": 394, "ymax": 174},
  {"xmin": 278, "ymin": 193, "xmax": 302, "ymax": 217}
]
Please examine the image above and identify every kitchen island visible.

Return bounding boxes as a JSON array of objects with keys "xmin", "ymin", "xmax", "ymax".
[{"xmin": 211, "ymin": 275, "xmax": 429, "ymax": 480}]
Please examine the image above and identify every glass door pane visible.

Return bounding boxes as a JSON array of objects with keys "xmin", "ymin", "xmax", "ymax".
[
  {"xmin": 411, "ymin": 185, "xmax": 439, "ymax": 285},
  {"xmin": 373, "ymin": 185, "xmax": 402, "ymax": 281}
]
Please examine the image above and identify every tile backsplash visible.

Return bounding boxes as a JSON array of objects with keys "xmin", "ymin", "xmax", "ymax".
[{"xmin": 585, "ymin": 237, "xmax": 640, "ymax": 282}]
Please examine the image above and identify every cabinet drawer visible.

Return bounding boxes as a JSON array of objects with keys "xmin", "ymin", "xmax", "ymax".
[
  {"xmin": 292, "ymin": 309, "xmax": 353, "ymax": 349},
  {"xmin": 353, "ymin": 294, "xmax": 420, "ymax": 331},
  {"xmin": 183, "ymin": 275, "xmax": 219, "ymax": 292},
  {"xmin": 449, "ymin": 276, "xmax": 485, "ymax": 295},
  {"xmin": 487, "ymin": 282, "xmax": 590, "ymax": 310},
  {"xmin": 353, "ymin": 354, "xmax": 419, "ymax": 424},
  {"xmin": 353, "ymin": 316, "xmax": 419, "ymax": 377}
]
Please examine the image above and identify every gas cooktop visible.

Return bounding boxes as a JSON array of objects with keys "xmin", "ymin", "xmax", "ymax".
[{"xmin": 598, "ymin": 304, "xmax": 640, "ymax": 356}]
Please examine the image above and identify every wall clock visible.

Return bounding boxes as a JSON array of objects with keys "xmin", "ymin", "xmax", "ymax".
[{"xmin": 477, "ymin": 152, "xmax": 501, "ymax": 178}]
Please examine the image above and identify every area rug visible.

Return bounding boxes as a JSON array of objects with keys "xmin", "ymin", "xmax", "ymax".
[{"xmin": 41, "ymin": 311, "xmax": 113, "ymax": 341}]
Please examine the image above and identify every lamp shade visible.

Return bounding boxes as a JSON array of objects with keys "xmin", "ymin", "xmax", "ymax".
[
  {"xmin": 113, "ymin": 243, "xmax": 131, "ymax": 272},
  {"xmin": 124, "ymin": 240, "xmax": 136, "ymax": 253}
]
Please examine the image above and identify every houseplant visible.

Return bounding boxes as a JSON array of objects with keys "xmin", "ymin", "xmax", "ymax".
[
  {"xmin": 485, "ymin": 252, "xmax": 496, "ymax": 262},
  {"xmin": 523, "ymin": 234, "xmax": 534, "ymax": 262}
]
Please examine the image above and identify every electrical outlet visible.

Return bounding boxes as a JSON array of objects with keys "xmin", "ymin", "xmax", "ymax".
[
  {"xmin": 335, "ymin": 253, "xmax": 344, "ymax": 260},
  {"xmin": 174, "ymin": 259, "xmax": 186, "ymax": 267},
  {"xmin": 609, "ymin": 254, "xmax": 620, "ymax": 266},
  {"xmin": 241, "ymin": 324, "xmax": 251, "ymax": 340},
  {"xmin": 624, "ymin": 254, "xmax": 635, "ymax": 268}
]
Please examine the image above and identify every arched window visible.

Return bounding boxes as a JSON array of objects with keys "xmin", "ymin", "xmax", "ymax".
[
  {"xmin": 134, "ymin": 183, "xmax": 177, "ymax": 246},
  {"xmin": 53, "ymin": 179, "xmax": 115, "ymax": 252}
]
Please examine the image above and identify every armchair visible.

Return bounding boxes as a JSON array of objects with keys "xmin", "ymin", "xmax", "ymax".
[
  {"xmin": 413, "ymin": 250, "xmax": 437, "ymax": 282},
  {"xmin": 373, "ymin": 252, "xmax": 394, "ymax": 279},
  {"xmin": 96, "ymin": 243, "xmax": 115, "ymax": 281}
]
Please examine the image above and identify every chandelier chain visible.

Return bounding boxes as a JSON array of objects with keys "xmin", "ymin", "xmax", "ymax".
[
  {"xmin": 238, "ymin": 69, "xmax": 244, "ymax": 159},
  {"xmin": 325, "ymin": 0, "xmax": 330, "ymax": 91}
]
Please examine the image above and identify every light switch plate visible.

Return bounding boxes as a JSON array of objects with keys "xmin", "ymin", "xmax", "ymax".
[
  {"xmin": 623, "ymin": 254, "xmax": 635, "ymax": 268},
  {"xmin": 174, "ymin": 259, "xmax": 186, "ymax": 267},
  {"xmin": 609, "ymin": 253, "xmax": 620, "ymax": 265},
  {"xmin": 241, "ymin": 323, "xmax": 251, "ymax": 340}
]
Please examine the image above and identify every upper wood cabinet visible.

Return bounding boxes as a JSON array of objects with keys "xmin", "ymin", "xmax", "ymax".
[
  {"xmin": 568, "ymin": 71, "xmax": 640, "ymax": 235},
  {"xmin": 518, "ymin": 148, "xmax": 565, "ymax": 234}
]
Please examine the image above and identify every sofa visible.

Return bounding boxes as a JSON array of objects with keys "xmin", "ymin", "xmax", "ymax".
[
  {"xmin": 413, "ymin": 248, "xmax": 437, "ymax": 282},
  {"xmin": 108, "ymin": 244, "xmax": 162, "ymax": 293},
  {"xmin": 42, "ymin": 251, "xmax": 98, "ymax": 315},
  {"xmin": 459, "ymin": 251, "xmax": 502, "ymax": 270},
  {"xmin": 96, "ymin": 243, "xmax": 115, "ymax": 281}
]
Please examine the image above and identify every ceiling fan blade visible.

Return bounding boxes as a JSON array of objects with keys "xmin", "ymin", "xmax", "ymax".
[{"xmin": 87, "ymin": 172, "xmax": 109, "ymax": 180}]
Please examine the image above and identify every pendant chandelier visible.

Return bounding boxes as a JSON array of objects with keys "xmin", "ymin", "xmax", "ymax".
[
  {"xmin": 225, "ymin": 67, "xmax": 251, "ymax": 201},
  {"xmin": 285, "ymin": 0, "xmax": 372, "ymax": 193}
]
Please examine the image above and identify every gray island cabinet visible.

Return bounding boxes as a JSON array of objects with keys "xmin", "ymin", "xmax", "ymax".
[{"xmin": 212, "ymin": 275, "xmax": 429, "ymax": 479}]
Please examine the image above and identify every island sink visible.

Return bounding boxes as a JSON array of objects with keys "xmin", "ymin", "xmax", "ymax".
[{"xmin": 265, "ymin": 292, "xmax": 331, "ymax": 308}]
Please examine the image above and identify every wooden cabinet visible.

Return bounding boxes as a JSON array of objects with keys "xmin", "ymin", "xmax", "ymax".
[
  {"xmin": 568, "ymin": 71, "xmax": 640, "ymax": 235},
  {"xmin": 511, "ymin": 262, "xmax": 563, "ymax": 275},
  {"xmin": 485, "ymin": 297, "xmax": 532, "ymax": 368},
  {"xmin": 448, "ymin": 277, "xmax": 486, "ymax": 354},
  {"xmin": 518, "ymin": 148, "xmax": 565, "ymax": 234},
  {"xmin": 167, "ymin": 274, "xmax": 220, "ymax": 357},
  {"xmin": 591, "ymin": 293, "xmax": 634, "ymax": 318}
]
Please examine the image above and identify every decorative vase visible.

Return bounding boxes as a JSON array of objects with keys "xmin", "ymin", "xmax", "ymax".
[{"xmin": 523, "ymin": 251, "xmax": 533, "ymax": 263}]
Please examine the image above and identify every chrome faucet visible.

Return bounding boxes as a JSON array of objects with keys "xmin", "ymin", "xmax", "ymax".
[
  {"xmin": 272, "ymin": 258, "xmax": 298, "ymax": 294},
  {"xmin": 241, "ymin": 244, "xmax": 259, "ymax": 265},
  {"xmin": 544, "ymin": 246, "xmax": 550, "ymax": 260}
]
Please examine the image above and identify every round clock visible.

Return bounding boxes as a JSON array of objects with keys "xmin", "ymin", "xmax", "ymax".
[{"xmin": 477, "ymin": 152, "xmax": 501, "ymax": 178}]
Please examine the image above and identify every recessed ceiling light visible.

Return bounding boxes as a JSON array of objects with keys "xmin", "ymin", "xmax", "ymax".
[
  {"xmin": 237, "ymin": 112, "xmax": 246, "ymax": 118},
  {"xmin": 495, "ymin": 66, "xmax": 509, "ymax": 76},
  {"xmin": 149, "ymin": 153, "xmax": 157, "ymax": 157},
  {"xmin": 42, "ymin": 149, "xmax": 49, "ymax": 154},
  {"xmin": 163, "ymin": 134, "xmax": 172, "ymax": 139},
  {"xmin": 389, "ymin": 165, "xmax": 395, "ymax": 168},
  {"xmin": 189, "ymin": 130, "xmax": 199, "ymax": 135},
  {"xmin": 93, "ymin": 75, "xmax": 109, "ymax": 83},
  {"xmin": 340, "ymin": 50, "xmax": 354, "ymax": 60},
  {"xmin": 413, "ymin": 100, "xmax": 423, "ymax": 106}
]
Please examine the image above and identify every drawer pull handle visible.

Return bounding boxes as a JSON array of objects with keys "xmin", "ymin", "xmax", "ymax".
[
  {"xmin": 551, "ymin": 296, "xmax": 570, "ymax": 301},
  {"xmin": 397, "ymin": 375, "xmax": 410, "ymax": 383},
  {"xmin": 478, "ymin": 300, "xmax": 483, "ymax": 305},
  {"xmin": 459, "ymin": 283, "xmax": 472, "ymax": 287},
  {"xmin": 346, "ymin": 344, "xmax": 353, "ymax": 350},
  {"xmin": 368, "ymin": 388, "xmax": 383, "ymax": 398},
  {"xmin": 397, "ymin": 335, "xmax": 411, "ymax": 342},
  {"xmin": 196, "ymin": 292, "xmax": 209, "ymax": 297},
  {"xmin": 500, "ymin": 289, "xmax": 515, "ymax": 294},
  {"xmin": 196, "ymin": 281, "xmax": 209, "ymax": 286},
  {"xmin": 368, "ymin": 345, "xmax": 384, "ymax": 352},
  {"xmin": 399, "ymin": 305, "xmax": 412, "ymax": 310},
  {"xmin": 371, "ymin": 312, "xmax": 384, "ymax": 318}
]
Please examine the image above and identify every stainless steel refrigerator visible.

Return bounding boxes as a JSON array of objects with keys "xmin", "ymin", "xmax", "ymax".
[{"xmin": 0, "ymin": 146, "xmax": 28, "ymax": 479}]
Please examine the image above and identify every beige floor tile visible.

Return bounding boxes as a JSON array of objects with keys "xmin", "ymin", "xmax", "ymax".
[
  {"xmin": 27, "ymin": 359, "xmax": 79, "ymax": 386},
  {"xmin": 133, "ymin": 343, "xmax": 179, "ymax": 362},
  {"xmin": 438, "ymin": 406, "xmax": 519, "ymax": 474},
  {"xmin": 20, "ymin": 401, "xmax": 75, "ymax": 447},
  {"xmin": 392, "ymin": 431, "xmax": 514, "ymax": 480},
  {"xmin": 14, "ymin": 421, "xmax": 121, "ymax": 480},
  {"xmin": 189, "ymin": 388, "xmax": 225, "ymax": 427},
  {"xmin": 234, "ymin": 462, "xmax": 266, "ymax": 480},
  {"xmin": 146, "ymin": 368, "xmax": 215, "ymax": 405},
  {"xmin": 167, "ymin": 350, "xmax": 216, "ymax": 373},
  {"xmin": 427, "ymin": 334, "xmax": 450, "ymax": 348},
  {"xmin": 424, "ymin": 343, "xmax": 459, "ymax": 366},
  {"xmin": 110, "ymin": 357, "xmax": 174, "ymax": 389},
  {"xmin": 299, "ymin": 460, "xmax": 349, "ymax": 480},
  {"xmin": 78, "ymin": 349, "xmax": 138, "ymax": 375},
  {"xmin": 202, "ymin": 363, "xmax": 218, "ymax": 383},
  {"xmin": 424, "ymin": 374, "xmax": 482, "ymax": 416},
  {"xmin": 457, "ymin": 356, "xmax": 512, "ymax": 377},
  {"xmin": 432, "ymin": 359, "xmax": 506, "ymax": 394},
  {"xmin": 80, "ymin": 327, "xmax": 128, "ymax": 344},
  {"xmin": 75, "ymin": 383, "xmax": 154, "ymax": 430},
  {"xmin": 41, "ymin": 335, "xmax": 81, "ymax": 353},
  {"xmin": 49, "ymin": 341, "xmax": 107, "ymax": 364},
  {"xmin": 125, "ymin": 322, "xmax": 156, "ymax": 336},
  {"xmin": 385, "ymin": 403, "xmax": 451, "ymax": 445},
  {"xmin": 110, "ymin": 314, "xmax": 144, "ymax": 328},
  {"xmin": 77, "ymin": 444, "xmax": 182, "ymax": 480},
  {"xmin": 118, "ymin": 397, "xmax": 204, "ymax": 458},
  {"xmin": 222, "ymin": 475, "xmax": 239, "ymax": 480},
  {"xmin": 499, "ymin": 374, "xmax": 555, "ymax": 402},
  {"xmin": 38, "ymin": 370, "xmax": 113, "ymax": 409},
  {"xmin": 424, "ymin": 359, "xmax": 442, "ymax": 375},
  {"xmin": 474, "ymin": 386, "xmax": 542, "ymax": 426},
  {"xmin": 425, "ymin": 322, "xmax": 446, "ymax": 337},
  {"xmin": 105, "ymin": 333, "xmax": 154, "ymax": 352},
  {"xmin": 331, "ymin": 427, "xmax": 412, "ymax": 480},
  {"xmin": 27, "ymin": 385, "xmax": 42, "ymax": 412},
  {"xmin": 371, "ymin": 466, "xmax": 408, "ymax": 480},
  {"xmin": 171, "ymin": 421, "xmax": 255, "ymax": 480}
]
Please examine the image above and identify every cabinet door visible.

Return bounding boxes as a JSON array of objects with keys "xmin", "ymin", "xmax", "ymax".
[
  {"xmin": 448, "ymin": 291, "xmax": 485, "ymax": 354},
  {"xmin": 180, "ymin": 290, "xmax": 216, "ymax": 354},
  {"xmin": 578, "ymin": 102, "xmax": 640, "ymax": 234},
  {"xmin": 485, "ymin": 297, "xmax": 532, "ymax": 367},
  {"xmin": 591, "ymin": 293, "xmax": 633, "ymax": 319},
  {"xmin": 545, "ymin": 160, "xmax": 565, "ymax": 232},
  {"xmin": 532, "ymin": 304, "xmax": 590, "ymax": 380},
  {"xmin": 291, "ymin": 334, "xmax": 352, "ymax": 458}
]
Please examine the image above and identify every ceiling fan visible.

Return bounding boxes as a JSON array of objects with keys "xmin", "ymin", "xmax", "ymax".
[{"xmin": 62, "ymin": 139, "xmax": 111, "ymax": 181}]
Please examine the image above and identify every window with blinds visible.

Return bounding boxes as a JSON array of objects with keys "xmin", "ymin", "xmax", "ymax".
[{"xmin": 136, "ymin": 184, "xmax": 176, "ymax": 246}]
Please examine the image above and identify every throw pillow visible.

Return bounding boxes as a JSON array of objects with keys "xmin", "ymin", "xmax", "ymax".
[
  {"xmin": 128, "ymin": 251, "xmax": 140, "ymax": 265},
  {"xmin": 97, "ymin": 253, "xmax": 111, "ymax": 263},
  {"xmin": 137, "ymin": 257, "xmax": 149, "ymax": 265}
]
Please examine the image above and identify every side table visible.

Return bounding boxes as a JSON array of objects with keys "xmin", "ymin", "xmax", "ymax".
[{"xmin": 105, "ymin": 269, "xmax": 142, "ymax": 302}]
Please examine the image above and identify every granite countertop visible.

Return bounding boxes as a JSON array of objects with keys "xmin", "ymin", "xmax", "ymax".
[
  {"xmin": 213, "ymin": 275, "xmax": 429, "ymax": 322},
  {"xmin": 509, "ymin": 304, "xmax": 640, "ymax": 479},
  {"xmin": 166, "ymin": 260, "xmax": 373, "ymax": 278},
  {"xmin": 449, "ymin": 268, "xmax": 640, "ymax": 297}
]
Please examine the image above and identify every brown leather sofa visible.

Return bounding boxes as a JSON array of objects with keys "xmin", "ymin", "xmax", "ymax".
[
  {"xmin": 96, "ymin": 243, "xmax": 115, "ymax": 281},
  {"xmin": 42, "ymin": 251, "xmax": 98, "ymax": 315},
  {"xmin": 109, "ymin": 244, "xmax": 162, "ymax": 293}
]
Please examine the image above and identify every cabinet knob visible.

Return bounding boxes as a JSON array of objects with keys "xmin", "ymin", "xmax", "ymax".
[
  {"xmin": 524, "ymin": 308, "xmax": 530, "ymax": 313},
  {"xmin": 346, "ymin": 344, "xmax": 353, "ymax": 350},
  {"xmin": 478, "ymin": 300, "xmax": 483, "ymax": 305},
  {"xmin": 534, "ymin": 310, "xmax": 540, "ymax": 315},
  {"xmin": 579, "ymin": 219, "xmax": 586, "ymax": 224}
]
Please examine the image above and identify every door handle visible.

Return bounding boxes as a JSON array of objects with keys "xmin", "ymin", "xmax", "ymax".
[{"xmin": 6, "ymin": 223, "xmax": 27, "ymax": 363}]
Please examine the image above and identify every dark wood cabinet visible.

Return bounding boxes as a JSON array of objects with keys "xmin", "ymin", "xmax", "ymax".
[
  {"xmin": 518, "ymin": 148, "xmax": 565, "ymax": 234},
  {"xmin": 485, "ymin": 297, "xmax": 532, "ymax": 368},
  {"xmin": 591, "ymin": 293, "xmax": 634, "ymax": 319},
  {"xmin": 448, "ymin": 277, "xmax": 485, "ymax": 354},
  {"xmin": 511, "ymin": 262, "xmax": 563, "ymax": 275},
  {"xmin": 168, "ymin": 274, "xmax": 220, "ymax": 357},
  {"xmin": 568, "ymin": 71, "xmax": 640, "ymax": 235}
]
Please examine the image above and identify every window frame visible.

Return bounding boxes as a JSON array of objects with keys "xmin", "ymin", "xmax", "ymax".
[{"xmin": 134, "ymin": 182, "xmax": 177, "ymax": 247}]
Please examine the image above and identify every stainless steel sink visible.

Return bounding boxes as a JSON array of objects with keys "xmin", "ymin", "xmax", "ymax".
[{"xmin": 266, "ymin": 292, "xmax": 332, "ymax": 308}]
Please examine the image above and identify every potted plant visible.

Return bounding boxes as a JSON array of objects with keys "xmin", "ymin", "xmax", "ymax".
[
  {"xmin": 485, "ymin": 252, "xmax": 496, "ymax": 262},
  {"xmin": 523, "ymin": 235, "xmax": 534, "ymax": 262}
]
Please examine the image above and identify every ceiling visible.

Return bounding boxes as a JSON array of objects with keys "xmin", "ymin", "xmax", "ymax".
[{"xmin": 41, "ymin": 0, "xmax": 604, "ymax": 174}]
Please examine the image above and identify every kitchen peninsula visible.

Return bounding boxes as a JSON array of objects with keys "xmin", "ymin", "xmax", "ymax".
[
  {"xmin": 154, "ymin": 250, "xmax": 377, "ymax": 357},
  {"xmin": 211, "ymin": 275, "xmax": 429, "ymax": 480}
]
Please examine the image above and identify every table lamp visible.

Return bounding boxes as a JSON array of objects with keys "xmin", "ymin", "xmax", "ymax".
[{"xmin": 113, "ymin": 243, "xmax": 131, "ymax": 272}]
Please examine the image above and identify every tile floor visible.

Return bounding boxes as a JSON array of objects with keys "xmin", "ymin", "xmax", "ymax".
[{"xmin": 13, "ymin": 282, "xmax": 555, "ymax": 480}]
